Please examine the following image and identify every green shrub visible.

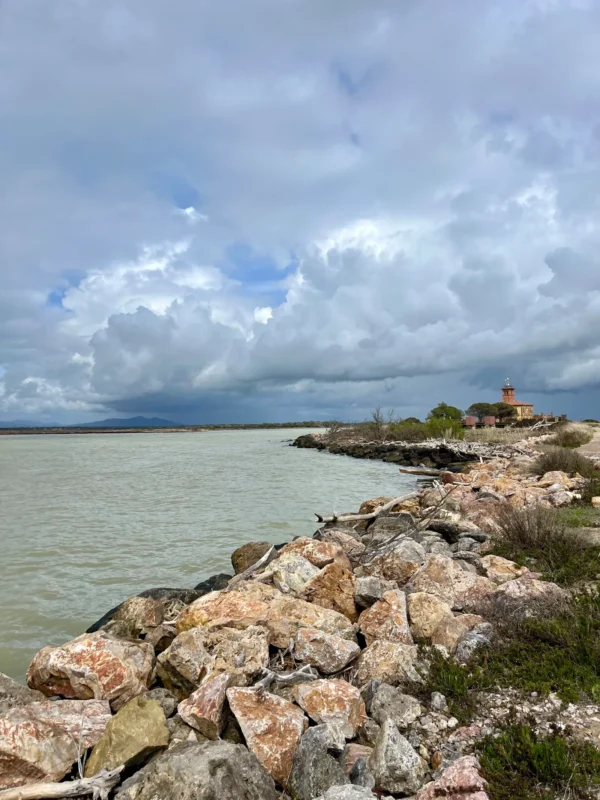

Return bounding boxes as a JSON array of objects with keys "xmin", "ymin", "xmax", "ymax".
[
  {"xmin": 479, "ymin": 725, "xmax": 600, "ymax": 800},
  {"xmin": 425, "ymin": 417, "xmax": 465, "ymax": 440},
  {"xmin": 529, "ymin": 446, "xmax": 597, "ymax": 478},
  {"xmin": 548, "ymin": 424, "xmax": 593, "ymax": 448}
]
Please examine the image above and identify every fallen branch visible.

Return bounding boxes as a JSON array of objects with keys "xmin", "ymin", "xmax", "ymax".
[
  {"xmin": 225, "ymin": 545, "xmax": 278, "ymax": 591},
  {"xmin": 254, "ymin": 664, "xmax": 320, "ymax": 691},
  {"xmin": 315, "ymin": 491, "xmax": 419, "ymax": 524},
  {"xmin": 398, "ymin": 466, "xmax": 442, "ymax": 477},
  {"xmin": 0, "ymin": 767, "xmax": 123, "ymax": 800}
]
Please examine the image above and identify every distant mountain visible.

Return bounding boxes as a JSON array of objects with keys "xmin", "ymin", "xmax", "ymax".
[{"xmin": 73, "ymin": 416, "xmax": 180, "ymax": 428}]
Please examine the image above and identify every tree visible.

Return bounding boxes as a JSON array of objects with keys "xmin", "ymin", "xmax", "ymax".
[
  {"xmin": 493, "ymin": 402, "xmax": 518, "ymax": 422},
  {"xmin": 467, "ymin": 402, "xmax": 497, "ymax": 422},
  {"xmin": 403, "ymin": 416, "xmax": 422, "ymax": 424},
  {"xmin": 428, "ymin": 402, "xmax": 463, "ymax": 421}
]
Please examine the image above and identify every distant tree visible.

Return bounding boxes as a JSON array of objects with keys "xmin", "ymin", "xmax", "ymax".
[
  {"xmin": 427, "ymin": 402, "xmax": 463, "ymax": 421},
  {"xmin": 493, "ymin": 402, "xmax": 518, "ymax": 422},
  {"xmin": 403, "ymin": 416, "xmax": 422, "ymax": 424},
  {"xmin": 467, "ymin": 402, "xmax": 497, "ymax": 422}
]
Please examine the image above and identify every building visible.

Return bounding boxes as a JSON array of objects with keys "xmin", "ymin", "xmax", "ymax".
[{"xmin": 501, "ymin": 379, "xmax": 534, "ymax": 420}]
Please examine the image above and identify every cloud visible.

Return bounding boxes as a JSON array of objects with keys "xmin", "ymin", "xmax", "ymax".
[{"xmin": 2, "ymin": 0, "xmax": 600, "ymax": 422}]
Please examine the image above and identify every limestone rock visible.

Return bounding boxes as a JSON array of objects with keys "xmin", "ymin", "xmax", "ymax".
[
  {"xmin": 232, "ymin": 541, "xmax": 272, "ymax": 574},
  {"xmin": 113, "ymin": 595, "xmax": 164, "ymax": 634},
  {"xmin": 358, "ymin": 590, "xmax": 413, "ymax": 646},
  {"xmin": 537, "ymin": 470, "xmax": 573, "ymax": 488},
  {"xmin": 431, "ymin": 615, "xmax": 469, "ymax": 653},
  {"xmin": 315, "ymin": 787, "xmax": 378, "ymax": 800},
  {"xmin": 369, "ymin": 684, "xmax": 422, "ymax": 729},
  {"xmin": 359, "ymin": 497, "xmax": 392, "ymax": 514},
  {"xmin": 279, "ymin": 537, "xmax": 349, "ymax": 568},
  {"xmin": 355, "ymin": 642, "xmax": 422, "ymax": 686},
  {"xmin": 354, "ymin": 576, "xmax": 398, "ymax": 608},
  {"xmin": 85, "ymin": 695, "xmax": 168, "ymax": 777},
  {"xmin": 199, "ymin": 624, "xmax": 270, "ymax": 685},
  {"xmin": 319, "ymin": 529, "xmax": 366, "ymax": 557},
  {"xmin": 369, "ymin": 718, "xmax": 427, "ymax": 794},
  {"xmin": 288, "ymin": 725, "xmax": 350, "ymax": 800},
  {"xmin": 415, "ymin": 754, "xmax": 488, "ymax": 799},
  {"xmin": 177, "ymin": 672, "xmax": 231, "ymax": 739},
  {"xmin": 146, "ymin": 687, "xmax": 177, "ymax": 718},
  {"xmin": 156, "ymin": 628, "xmax": 212, "ymax": 699},
  {"xmin": 273, "ymin": 553, "xmax": 320, "ymax": 594},
  {"xmin": 26, "ymin": 631, "xmax": 154, "ymax": 710},
  {"xmin": 227, "ymin": 687, "xmax": 307, "ymax": 785},
  {"xmin": 294, "ymin": 628, "xmax": 360, "ymax": 674},
  {"xmin": 300, "ymin": 561, "xmax": 358, "ymax": 622},
  {"xmin": 114, "ymin": 740, "xmax": 278, "ymax": 800},
  {"xmin": 175, "ymin": 590, "xmax": 270, "ymax": 633},
  {"xmin": 145, "ymin": 623, "xmax": 177, "ymax": 653},
  {"xmin": 360, "ymin": 550, "xmax": 422, "ymax": 586},
  {"xmin": 455, "ymin": 624, "xmax": 493, "ymax": 663},
  {"xmin": 267, "ymin": 596, "xmax": 356, "ymax": 648},
  {"xmin": 407, "ymin": 592, "xmax": 454, "ymax": 640},
  {"xmin": 0, "ymin": 672, "xmax": 44, "ymax": 717},
  {"xmin": 0, "ymin": 699, "xmax": 110, "ymax": 788},
  {"xmin": 86, "ymin": 588, "xmax": 202, "ymax": 633},
  {"xmin": 481, "ymin": 554, "xmax": 529, "ymax": 585},
  {"xmin": 294, "ymin": 680, "xmax": 366, "ymax": 738},
  {"xmin": 166, "ymin": 714, "xmax": 206, "ymax": 747},
  {"xmin": 492, "ymin": 575, "xmax": 568, "ymax": 618},
  {"xmin": 407, "ymin": 555, "xmax": 496, "ymax": 610}
]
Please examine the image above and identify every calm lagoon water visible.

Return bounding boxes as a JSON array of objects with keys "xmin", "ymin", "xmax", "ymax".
[{"xmin": 0, "ymin": 429, "xmax": 415, "ymax": 679}]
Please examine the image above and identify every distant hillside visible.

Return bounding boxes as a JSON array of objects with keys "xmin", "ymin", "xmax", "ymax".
[{"xmin": 73, "ymin": 416, "xmax": 179, "ymax": 428}]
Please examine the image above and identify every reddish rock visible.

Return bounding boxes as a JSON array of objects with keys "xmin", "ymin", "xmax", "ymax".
[
  {"xmin": 278, "ymin": 537, "xmax": 350, "ymax": 569},
  {"xmin": 341, "ymin": 743, "xmax": 373, "ymax": 774},
  {"xmin": 175, "ymin": 590, "xmax": 270, "ymax": 634},
  {"xmin": 0, "ymin": 699, "xmax": 110, "ymax": 788},
  {"xmin": 178, "ymin": 673, "xmax": 231, "ymax": 739},
  {"xmin": 266, "ymin": 596, "xmax": 356, "ymax": 649},
  {"xmin": 195, "ymin": 625, "xmax": 269, "ymax": 686},
  {"xmin": 227, "ymin": 687, "xmax": 307, "ymax": 785},
  {"xmin": 300, "ymin": 561, "xmax": 358, "ymax": 622},
  {"xmin": 26, "ymin": 631, "xmax": 154, "ymax": 710},
  {"xmin": 156, "ymin": 628, "xmax": 212, "ymax": 699},
  {"xmin": 361, "ymin": 551, "xmax": 422, "ymax": 586},
  {"xmin": 358, "ymin": 590, "xmax": 413, "ymax": 646},
  {"xmin": 355, "ymin": 641, "xmax": 422, "ymax": 686},
  {"xmin": 294, "ymin": 680, "xmax": 366, "ymax": 738},
  {"xmin": 294, "ymin": 628, "xmax": 360, "ymax": 674},
  {"xmin": 407, "ymin": 592, "xmax": 454, "ymax": 640},
  {"xmin": 415, "ymin": 754, "xmax": 489, "ymax": 799},
  {"xmin": 407, "ymin": 555, "xmax": 496, "ymax": 610}
]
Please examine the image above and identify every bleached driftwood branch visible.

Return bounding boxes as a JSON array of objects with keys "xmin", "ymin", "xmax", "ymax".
[
  {"xmin": 315, "ymin": 491, "xmax": 419, "ymax": 524},
  {"xmin": 0, "ymin": 767, "xmax": 123, "ymax": 800},
  {"xmin": 225, "ymin": 545, "xmax": 278, "ymax": 591},
  {"xmin": 254, "ymin": 664, "xmax": 320, "ymax": 691}
]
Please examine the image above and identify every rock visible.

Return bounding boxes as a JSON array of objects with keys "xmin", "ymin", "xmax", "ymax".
[
  {"xmin": 481, "ymin": 555, "xmax": 529, "ymax": 585},
  {"xmin": 431, "ymin": 615, "xmax": 469, "ymax": 653},
  {"xmin": 177, "ymin": 672, "xmax": 231, "ymax": 740},
  {"xmin": 354, "ymin": 576, "xmax": 398, "ymax": 608},
  {"xmin": 232, "ymin": 541, "xmax": 273, "ymax": 574},
  {"xmin": 300, "ymin": 562, "xmax": 358, "ymax": 622},
  {"xmin": 407, "ymin": 555, "xmax": 496, "ymax": 610},
  {"xmin": 415, "ymin": 754, "xmax": 488, "ymax": 799},
  {"xmin": 548, "ymin": 489, "xmax": 574, "ymax": 507},
  {"xmin": 430, "ymin": 692, "xmax": 448, "ymax": 712},
  {"xmin": 294, "ymin": 628, "xmax": 360, "ymax": 674},
  {"xmin": 342, "ymin": 744, "xmax": 374, "ymax": 775},
  {"xmin": 455, "ymin": 625, "xmax": 493, "ymax": 663},
  {"xmin": 537, "ymin": 471, "xmax": 573, "ymax": 488},
  {"xmin": 349, "ymin": 758, "xmax": 376, "ymax": 790},
  {"xmin": 193, "ymin": 573, "xmax": 233, "ymax": 593},
  {"xmin": 592, "ymin": 496, "xmax": 600, "ymax": 509},
  {"xmin": 114, "ymin": 740, "xmax": 278, "ymax": 800},
  {"xmin": 198, "ymin": 625, "xmax": 270, "ymax": 685},
  {"xmin": 0, "ymin": 699, "xmax": 110, "ymax": 788},
  {"xmin": 26, "ymin": 631, "xmax": 154, "ymax": 710},
  {"xmin": 145, "ymin": 623, "xmax": 177, "ymax": 653},
  {"xmin": 85, "ymin": 695, "xmax": 168, "ymax": 777},
  {"xmin": 166, "ymin": 714, "xmax": 206, "ymax": 746},
  {"xmin": 113, "ymin": 595, "xmax": 164, "ymax": 634},
  {"xmin": 146, "ymin": 687, "xmax": 178, "ymax": 717},
  {"xmin": 359, "ymin": 497, "xmax": 392, "ymax": 514},
  {"xmin": 355, "ymin": 642, "xmax": 422, "ymax": 686},
  {"xmin": 279, "ymin": 537, "xmax": 349, "ymax": 568},
  {"xmin": 491, "ymin": 575, "xmax": 568, "ymax": 618},
  {"xmin": 315, "ymin": 787, "xmax": 378, "ymax": 800},
  {"xmin": 0, "ymin": 672, "xmax": 44, "ymax": 717},
  {"xmin": 357, "ymin": 719, "xmax": 381, "ymax": 747},
  {"xmin": 156, "ymin": 628, "xmax": 212, "ymax": 698},
  {"xmin": 358, "ymin": 590, "xmax": 413, "ymax": 646},
  {"xmin": 86, "ymin": 588, "xmax": 202, "ymax": 633},
  {"xmin": 288, "ymin": 725, "xmax": 350, "ymax": 800},
  {"xmin": 272, "ymin": 553, "xmax": 321, "ymax": 593},
  {"xmin": 175, "ymin": 590, "xmax": 271, "ymax": 634},
  {"xmin": 407, "ymin": 592, "xmax": 454, "ymax": 640},
  {"xmin": 370, "ymin": 684, "xmax": 422, "ymax": 728},
  {"xmin": 294, "ymin": 680, "xmax": 366, "ymax": 738},
  {"xmin": 361, "ymin": 544, "xmax": 425, "ymax": 586},
  {"xmin": 227, "ymin": 687, "xmax": 307, "ymax": 785},
  {"xmin": 369, "ymin": 718, "xmax": 427, "ymax": 794},
  {"xmin": 319, "ymin": 529, "xmax": 366, "ymax": 557},
  {"xmin": 455, "ymin": 613, "xmax": 486, "ymax": 630},
  {"xmin": 267, "ymin": 596, "xmax": 356, "ymax": 648}
]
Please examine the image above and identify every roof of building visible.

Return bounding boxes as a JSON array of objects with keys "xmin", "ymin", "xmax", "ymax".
[{"xmin": 508, "ymin": 401, "xmax": 534, "ymax": 407}]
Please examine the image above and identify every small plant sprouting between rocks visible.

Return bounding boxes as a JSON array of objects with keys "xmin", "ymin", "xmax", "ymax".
[
  {"xmin": 529, "ymin": 445, "xmax": 597, "ymax": 479},
  {"xmin": 478, "ymin": 724, "xmax": 600, "ymax": 800}
]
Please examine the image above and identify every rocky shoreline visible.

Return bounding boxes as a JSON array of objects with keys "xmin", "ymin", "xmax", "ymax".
[{"xmin": 1, "ymin": 437, "xmax": 600, "ymax": 799}]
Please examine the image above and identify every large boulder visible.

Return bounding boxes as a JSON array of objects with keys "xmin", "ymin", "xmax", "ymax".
[
  {"xmin": 114, "ymin": 740, "xmax": 278, "ymax": 800},
  {"xmin": 0, "ymin": 673, "xmax": 44, "ymax": 716},
  {"xmin": 227, "ymin": 687, "xmax": 307, "ymax": 785},
  {"xmin": 85, "ymin": 695, "xmax": 169, "ymax": 776},
  {"xmin": 288, "ymin": 725, "xmax": 350, "ymax": 800},
  {"xmin": 359, "ymin": 541, "xmax": 425, "ymax": 586},
  {"xmin": 431, "ymin": 615, "xmax": 470, "ymax": 653},
  {"xmin": 407, "ymin": 592, "xmax": 454, "ymax": 640},
  {"xmin": 491, "ymin": 575, "xmax": 568, "ymax": 618},
  {"xmin": 177, "ymin": 673, "xmax": 231, "ymax": 740},
  {"xmin": 318, "ymin": 529, "xmax": 366, "ymax": 558},
  {"xmin": 175, "ymin": 590, "xmax": 271, "ymax": 633},
  {"xmin": 406, "ymin": 555, "xmax": 496, "ymax": 610},
  {"xmin": 369, "ymin": 684, "xmax": 422, "ymax": 729},
  {"xmin": 112, "ymin": 596, "xmax": 164, "ymax": 634},
  {"xmin": 358, "ymin": 590, "xmax": 413, "ymax": 646},
  {"xmin": 369, "ymin": 718, "xmax": 427, "ymax": 794},
  {"xmin": 278, "ymin": 537, "xmax": 349, "ymax": 568},
  {"xmin": 266, "ymin": 596, "xmax": 356, "ymax": 648},
  {"xmin": 86, "ymin": 588, "xmax": 202, "ymax": 633},
  {"xmin": 294, "ymin": 628, "xmax": 360, "ymax": 674},
  {"xmin": 232, "ymin": 541, "xmax": 272, "ymax": 574},
  {"xmin": 354, "ymin": 577, "xmax": 398, "ymax": 609},
  {"xmin": 355, "ymin": 642, "xmax": 422, "ymax": 686},
  {"xmin": 26, "ymin": 631, "xmax": 154, "ymax": 710},
  {"xmin": 272, "ymin": 553, "xmax": 321, "ymax": 594},
  {"xmin": 156, "ymin": 628, "xmax": 212, "ymax": 699},
  {"xmin": 480, "ymin": 555, "xmax": 529, "ymax": 585},
  {"xmin": 415, "ymin": 755, "xmax": 489, "ymax": 799},
  {"xmin": 300, "ymin": 561, "xmax": 358, "ymax": 622},
  {"xmin": 294, "ymin": 680, "xmax": 366, "ymax": 738},
  {"xmin": 0, "ymin": 699, "xmax": 110, "ymax": 788}
]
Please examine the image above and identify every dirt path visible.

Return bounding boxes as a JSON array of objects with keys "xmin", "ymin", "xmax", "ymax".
[{"xmin": 579, "ymin": 427, "xmax": 600, "ymax": 458}]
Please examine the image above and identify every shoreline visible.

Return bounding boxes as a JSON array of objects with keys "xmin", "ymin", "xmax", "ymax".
[
  {"xmin": 0, "ymin": 423, "xmax": 329, "ymax": 436},
  {"xmin": 2, "ymin": 431, "xmax": 600, "ymax": 798}
]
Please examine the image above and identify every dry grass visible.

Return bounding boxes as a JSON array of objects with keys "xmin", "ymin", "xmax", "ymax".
[
  {"xmin": 547, "ymin": 422, "xmax": 594, "ymax": 448},
  {"xmin": 529, "ymin": 445, "xmax": 597, "ymax": 478},
  {"xmin": 463, "ymin": 426, "xmax": 547, "ymax": 444}
]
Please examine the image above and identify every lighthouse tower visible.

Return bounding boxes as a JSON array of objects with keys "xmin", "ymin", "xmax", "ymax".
[{"xmin": 502, "ymin": 378, "xmax": 516, "ymax": 404}]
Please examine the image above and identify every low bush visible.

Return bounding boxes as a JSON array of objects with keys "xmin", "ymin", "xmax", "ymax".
[
  {"xmin": 548, "ymin": 423, "xmax": 593, "ymax": 448},
  {"xmin": 479, "ymin": 724, "xmax": 600, "ymax": 800},
  {"xmin": 558, "ymin": 506, "xmax": 600, "ymax": 528},
  {"xmin": 529, "ymin": 445, "xmax": 597, "ymax": 478}
]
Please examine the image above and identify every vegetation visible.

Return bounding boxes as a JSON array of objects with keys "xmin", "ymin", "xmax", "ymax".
[
  {"xmin": 479, "ymin": 724, "xmax": 600, "ymax": 800},
  {"xmin": 427, "ymin": 402, "xmax": 463, "ymax": 421},
  {"xmin": 548, "ymin": 422, "xmax": 593, "ymax": 448},
  {"xmin": 467, "ymin": 402, "xmax": 498, "ymax": 422},
  {"xmin": 529, "ymin": 445, "xmax": 597, "ymax": 479},
  {"xmin": 494, "ymin": 402, "xmax": 518, "ymax": 422},
  {"xmin": 463, "ymin": 426, "xmax": 549, "ymax": 444},
  {"xmin": 558, "ymin": 506, "xmax": 600, "ymax": 528}
]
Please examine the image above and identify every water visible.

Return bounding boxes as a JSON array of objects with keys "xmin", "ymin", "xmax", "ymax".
[{"xmin": 0, "ymin": 430, "xmax": 415, "ymax": 680}]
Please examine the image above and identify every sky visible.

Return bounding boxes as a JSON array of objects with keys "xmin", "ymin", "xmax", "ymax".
[{"xmin": 2, "ymin": 0, "xmax": 600, "ymax": 424}]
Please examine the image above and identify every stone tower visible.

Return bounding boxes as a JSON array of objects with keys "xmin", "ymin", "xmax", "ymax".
[{"xmin": 502, "ymin": 378, "xmax": 515, "ymax": 404}]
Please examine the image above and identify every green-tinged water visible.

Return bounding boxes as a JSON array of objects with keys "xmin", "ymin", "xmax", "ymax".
[{"xmin": 0, "ymin": 429, "xmax": 415, "ymax": 679}]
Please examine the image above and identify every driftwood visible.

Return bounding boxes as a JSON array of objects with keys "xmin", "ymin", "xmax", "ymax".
[
  {"xmin": 398, "ymin": 466, "xmax": 442, "ymax": 477},
  {"xmin": 225, "ymin": 545, "xmax": 278, "ymax": 590},
  {"xmin": 0, "ymin": 768, "xmax": 123, "ymax": 800},
  {"xmin": 315, "ymin": 491, "xmax": 419, "ymax": 524},
  {"xmin": 254, "ymin": 665, "xmax": 320, "ymax": 691}
]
